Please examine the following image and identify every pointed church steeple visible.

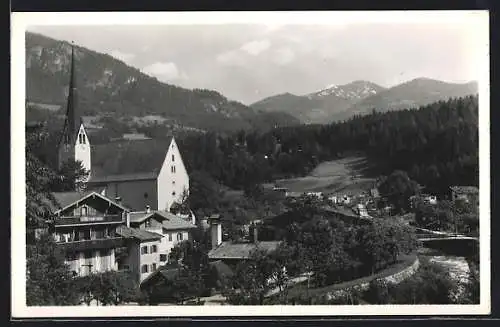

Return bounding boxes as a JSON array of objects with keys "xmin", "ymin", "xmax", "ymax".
[
  {"xmin": 63, "ymin": 43, "xmax": 82, "ymax": 143},
  {"xmin": 58, "ymin": 42, "xmax": 91, "ymax": 176}
]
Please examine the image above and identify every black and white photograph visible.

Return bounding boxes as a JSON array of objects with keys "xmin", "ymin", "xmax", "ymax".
[{"xmin": 11, "ymin": 11, "xmax": 490, "ymax": 317}]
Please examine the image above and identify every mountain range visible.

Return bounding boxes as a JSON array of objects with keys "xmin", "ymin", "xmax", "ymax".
[
  {"xmin": 26, "ymin": 32, "xmax": 479, "ymax": 130},
  {"xmin": 251, "ymin": 78, "xmax": 478, "ymax": 124},
  {"xmin": 25, "ymin": 32, "xmax": 300, "ymax": 133}
]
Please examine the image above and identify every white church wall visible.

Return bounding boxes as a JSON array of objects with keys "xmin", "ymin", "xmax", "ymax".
[{"xmin": 157, "ymin": 138, "xmax": 190, "ymax": 211}]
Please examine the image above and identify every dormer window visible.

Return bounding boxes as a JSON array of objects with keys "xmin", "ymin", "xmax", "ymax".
[{"xmin": 145, "ymin": 219, "xmax": 151, "ymax": 228}]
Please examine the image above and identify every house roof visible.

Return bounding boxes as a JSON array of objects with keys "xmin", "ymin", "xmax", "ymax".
[
  {"xmin": 450, "ymin": 186, "xmax": 479, "ymax": 194},
  {"xmin": 90, "ymin": 137, "xmax": 173, "ymax": 180},
  {"xmin": 161, "ymin": 212, "xmax": 197, "ymax": 230},
  {"xmin": 50, "ymin": 191, "xmax": 128, "ymax": 213},
  {"xmin": 208, "ymin": 241, "xmax": 282, "ymax": 260},
  {"xmin": 141, "ymin": 261, "xmax": 233, "ymax": 288},
  {"xmin": 115, "ymin": 225, "xmax": 162, "ymax": 242},
  {"xmin": 129, "ymin": 210, "xmax": 196, "ymax": 230}
]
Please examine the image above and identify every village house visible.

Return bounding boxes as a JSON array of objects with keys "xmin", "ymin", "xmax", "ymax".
[
  {"xmin": 57, "ymin": 45, "xmax": 189, "ymax": 213},
  {"xmin": 115, "ymin": 225, "xmax": 163, "ymax": 283},
  {"xmin": 128, "ymin": 207, "xmax": 197, "ymax": 265},
  {"xmin": 49, "ymin": 191, "xmax": 130, "ymax": 277},
  {"xmin": 207, "ymin": 216, "xmax": 281, "ymax": 267}
]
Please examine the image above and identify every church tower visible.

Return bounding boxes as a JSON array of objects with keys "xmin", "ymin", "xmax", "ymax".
[{"xmin": 58, "ymin": 44, "xmax": 91, "ymax": 178}]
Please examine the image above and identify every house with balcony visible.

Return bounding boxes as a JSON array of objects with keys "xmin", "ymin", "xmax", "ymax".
[{"xmin": 49, "ymin": 191, "xmax": 129, "ymax": 277}]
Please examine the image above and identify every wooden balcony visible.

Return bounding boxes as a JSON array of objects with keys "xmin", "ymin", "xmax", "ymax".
[
  {"xmin": 56, "ymin": 237, "xmax": 127, "ymax": 252},
  {"xmin": 54, "ymin": 214, "xmax": 124, "ymax": 226}
]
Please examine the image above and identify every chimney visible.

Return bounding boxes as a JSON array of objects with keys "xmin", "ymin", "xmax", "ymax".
[
  {"xmin": 210, "ymin": 215, "xmax": 222, "ymax": 249},
  {"xmin": 145, "ymin": 205, "xmax": 151, "ymax": 214}
]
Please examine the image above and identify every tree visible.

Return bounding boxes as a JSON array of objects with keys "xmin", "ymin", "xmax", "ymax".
[
  {"xmin": 187, "ymin": 170, "xmax": 225, "ymax": 217},
  {"xmin": 26, "ymin": 127, "xmax": 85, "ymax": 305},
  {"xmin": 378, "ymin": 170, "xmax": 420, "ymax": 214},
  {"xmin": 226, "ymin": 249, "xmax": 285, "ymax": 305},
  {"xmin": 76, "ymin": 271, "xmax": 140, "ymax": 306},
  {"xmin": 388, "ymin": 259, "xmax": 457, "ymax": 304},
  {"xmin": 26, "ymin": 130, "xmax": 58, "ymax": 233},
  {"xmin": 50, "ymin": 159, "xmax": 89, "ymax": 192},
  {"xmin": 167, "ymin": 240, "xmax": 211, "ymax": 301},
  {"xmin": 26, "ymin": 233, "xmax": 82, "ymax": 305}
]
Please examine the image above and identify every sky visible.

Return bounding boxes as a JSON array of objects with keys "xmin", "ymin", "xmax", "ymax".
[{"xmin": 27, "ymin": 20, "xmax": 482, "ymax": 104}]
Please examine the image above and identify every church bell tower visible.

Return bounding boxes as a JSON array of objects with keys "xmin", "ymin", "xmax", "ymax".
[{"xmin": 58, "ymin": 43, "xmax": 91, "ymax": 178}]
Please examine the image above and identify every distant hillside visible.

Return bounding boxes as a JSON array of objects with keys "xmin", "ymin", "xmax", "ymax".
[
  {"xmin": 341, "ymin": 78, "xmax": 479, "ymax": 120},
  {"xmin": 251, "ymin": 80, "xmax": 385, "ymax": 124},
  {"xmin": 25, "ymin": 32, "xmax": 300, "ymax": 133},
  {"xmin": 252, "ymin": 78, "xmax": 478, "ymax": 124},
  {"xmin": 308, "ymin": 80, "xmax": 386, "ymax": 101}
]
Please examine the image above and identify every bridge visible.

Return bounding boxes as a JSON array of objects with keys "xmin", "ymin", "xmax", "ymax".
[
  {"xmin": 415, "ymin": 227, "xmax": 479, "ymax": 242},
  {"xmin": 415, "ymin": 227, "xmax": 479, "ymax": 257}
]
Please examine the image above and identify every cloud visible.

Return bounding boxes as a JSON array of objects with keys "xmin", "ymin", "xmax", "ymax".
[
  {"xmin": 142, "ymin": 62, "xmax": 187, "ymax": 82},
  {"xmin": 109, "ymin": 50, "xmax": 136, "ymax": 64},
  {"xmin": 217, "ymin": 39, "xmax": 272, "ymax": 66},
  {"xmin": 272, "ymin": 47, "xmax": 295, "ymax": 65},
  {"xmin": 216, "ymin": 50, "xmax": 245, "ymax": 66},
  {"xmin": 240, "ymin": 39, "xmax": 271, "ymax": 56}
]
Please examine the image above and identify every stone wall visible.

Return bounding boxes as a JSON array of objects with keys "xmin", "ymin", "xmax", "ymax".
[{"xmin": 323, "ymin": 257, "xmax": 420, "ymax": 301}]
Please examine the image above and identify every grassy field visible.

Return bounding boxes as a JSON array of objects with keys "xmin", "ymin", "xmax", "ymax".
[{"xmin": 275, "ymin": 156, "xmax": 377, "ymax": 195}]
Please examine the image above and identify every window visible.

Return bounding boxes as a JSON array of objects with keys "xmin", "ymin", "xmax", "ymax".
[
  {"xmin": 145, "ymin": 219, "xmax": 151, "ymax": 228},
  {"xmin": 68, "ymin": 253, "xmax": 78, "ymax": 261},
  {"xmin": 80, "ymin": 229, "xmax": 91, "ymax": 241},
  {"xmin": 171, "ymin": 165, "xmax": 176, "ymax": 173},
  {"xmin": 160, "ymin": 254, "xmax": 167, "ymax": 262},
  {"xmin": 94, "ymin": 229, "xmax": 104, "ymax": 239},
  {"xmin": 141, "ymin": 265, "xmax": 149, "ymax": 273},
  {"xmin": 168, "ymin": 233, "xmax": 172, "ymax": 242},
  {"xmin": 81, "ymin": 206, "xmax": 87, "ymax": 216},
  {"xmin": 172, "ymin": 154, "xmax": 175, "ymax": 162},
  {"xmin": 141, "ymin": 246, "xmax": 149, "ymax": 255},
  {"xmin": 172, "ymin": 191, "xmax": 176, "ymax": 196},
  {"xmin": 177, "ymin": 233, "xmax": 183, "ymax": 241},
  {"xmin": 78, "ymin": 134, "xmax": 82, "ymax": 144},
  {"xmin": 84, "ymin": 251, "xmax": 93, "ymax": 259},
  {"xmin": 82, "ymin": 134, "xmax": 86, "ymax": 144},
  {"xmin": 101, "ymin": 249, "xmax": 110, "ymax": 257},
  {"xmin": 152, "ymin": 263, "xmax": 157, "ymax": 271},
  {"xmin": 151, "ymin": 244, "xmax": 157, "ymax": 253},
  {"xmin": 172, "ymin": 180, "xmax": 176, "ymax": 185}
]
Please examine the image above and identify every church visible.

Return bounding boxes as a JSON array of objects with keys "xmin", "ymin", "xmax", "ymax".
[{"xmin": 57, "ymin": 45, "xmax": 189, "ymax": 212}]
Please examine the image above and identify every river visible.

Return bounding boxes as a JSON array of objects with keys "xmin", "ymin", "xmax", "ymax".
[{"xmin": 418, "ymin": 247, "xmax": 472, "ymax": 300}]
